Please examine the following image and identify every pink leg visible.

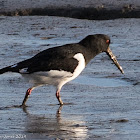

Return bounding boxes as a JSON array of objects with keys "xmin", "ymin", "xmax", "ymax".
[
  {"xmin": 21, "ymin": 88, "xmax": 33, "ymax": 107},
  {"xmin": 56, "ymin": 89, "xmax": 63, "ymax": 105}
]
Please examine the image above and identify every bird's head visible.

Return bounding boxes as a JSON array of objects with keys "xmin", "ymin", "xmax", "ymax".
[{"xmin": 79, "ymin": 34, "xmax": 124, "ymax": 74}]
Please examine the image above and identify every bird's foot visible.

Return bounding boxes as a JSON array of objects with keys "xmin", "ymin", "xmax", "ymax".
[
  {"xmin": 58, "ymin": 101, "xmax": 64, "ymax": 106},
  {"xmin": 20, "ymin": 104, "xmax": 28, "ymax": 108}
]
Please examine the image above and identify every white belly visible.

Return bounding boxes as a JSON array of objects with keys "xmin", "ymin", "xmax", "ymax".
[{"xmin": 22, "ymin": 53, "xmax": 86, "ymax": 90}]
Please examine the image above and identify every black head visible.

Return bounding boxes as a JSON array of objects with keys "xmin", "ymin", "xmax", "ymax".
[
  {"xmin": 79, "ymin": 34, "xmax": 124, "ymax": 74},
  {"xmin": 79, "ymin": 34, "xmax": 110, "ymax": 54}
]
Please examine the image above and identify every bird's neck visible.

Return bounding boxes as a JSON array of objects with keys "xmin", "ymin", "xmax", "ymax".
[{"xmin": 79, "ymin": 45, "xmax": 100, "ymax": 65}]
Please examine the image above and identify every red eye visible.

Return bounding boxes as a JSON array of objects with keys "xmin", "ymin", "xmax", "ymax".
[{"xmin": 106, "ymin": 40, "xmax": 110, "ymax": 44}]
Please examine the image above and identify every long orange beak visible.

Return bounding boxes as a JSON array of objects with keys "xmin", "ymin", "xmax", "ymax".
[{"xmin": 106, "ymin": 47, "xmax": 124, "ymax": 74}]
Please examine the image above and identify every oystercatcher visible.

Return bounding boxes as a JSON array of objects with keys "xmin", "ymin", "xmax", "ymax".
[{"xmin": 0, "ymin": 34, "xmax": 124, "ymax": 106}]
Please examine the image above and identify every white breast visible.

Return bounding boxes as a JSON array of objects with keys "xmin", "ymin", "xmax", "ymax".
[
  {"xmin": 56, "ymin": 53, "xmax": 86, "ymax": 90},
  {"xmin": 72, "ymin": 53, "xmax": 86, "ymax": 79}
]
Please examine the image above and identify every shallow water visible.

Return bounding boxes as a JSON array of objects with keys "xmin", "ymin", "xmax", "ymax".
[
  {"xmin": 0, "ymin": 16, "xmax": 140, "ymax": 139},
  {"xmin": 73, "ymin": 76, "xmax": 131, "ymax": 87}
]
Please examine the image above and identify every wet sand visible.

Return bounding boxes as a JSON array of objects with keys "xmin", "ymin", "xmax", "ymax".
[{"xmin": 0, "ymin": 16, "xmax": 140, "ymax": 139}]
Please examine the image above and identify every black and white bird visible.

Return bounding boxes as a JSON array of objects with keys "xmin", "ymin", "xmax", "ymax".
[{"xmin": 0, "ymin": 34, "xmax": 124, "ymax": 106}]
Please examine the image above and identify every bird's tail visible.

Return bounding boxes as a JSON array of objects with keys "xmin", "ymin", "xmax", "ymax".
[
  {"xmin": 0, "ymin": 57, "xmax": 33, "ymax": 74},
  {"xmin": 0, "ymin": 64, "xmax": 19, "ymax": 74}
]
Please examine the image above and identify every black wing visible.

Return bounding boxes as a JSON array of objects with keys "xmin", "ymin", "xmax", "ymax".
[
  {"xmin": 0, "ymin": 44, "xmax": 84, "ymax": 74},
  {"xmin": 19, "ymin": 44, "xmax": 81, "ymax": 74}
]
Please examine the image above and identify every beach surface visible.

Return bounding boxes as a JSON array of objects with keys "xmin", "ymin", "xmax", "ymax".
[
  {"xmin": 0, "ymin": 16, "xmax": 140, "ymax": 139},
  {"xmin": 0, "ymin": 1, "xmax": 140, "ymax": 139}
]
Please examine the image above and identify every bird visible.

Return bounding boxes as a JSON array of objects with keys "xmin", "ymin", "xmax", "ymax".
[{"xmin": 0, "ymin": 34, "xmax": 124, "ymax": 107}]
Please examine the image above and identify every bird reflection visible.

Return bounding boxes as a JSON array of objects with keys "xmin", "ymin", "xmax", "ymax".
[{"xmin": 22, "ymin": 105, "xmax": 88, "ymax": 139}]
